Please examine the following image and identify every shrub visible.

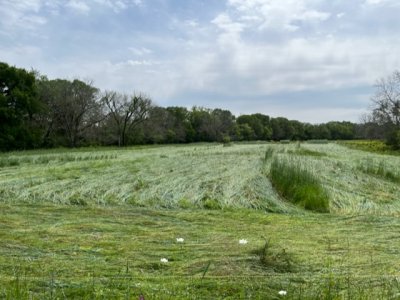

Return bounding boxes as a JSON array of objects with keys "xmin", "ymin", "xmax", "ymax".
[
  {"xmin": 269, "ymin": 157, "xmax": 329, "ymax": 212},
  {"xmin": 386, "ymin": 129, "xmax": 400, "ymax": 150}
]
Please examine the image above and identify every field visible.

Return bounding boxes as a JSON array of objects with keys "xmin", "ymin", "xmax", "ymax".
[{"xmin": 1, "ymin": 142, "xmax": 400, "ymax": 299}]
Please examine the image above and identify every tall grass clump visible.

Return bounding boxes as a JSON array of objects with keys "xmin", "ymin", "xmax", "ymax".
[
  {"xmin": 269, "ymin": 157, "xmax": 329, "ymax": 212},
  {"xmin": 357, "ymin": 158, "xmax": 400, "ymax": 182},
  {"xmin": 264, "ymin": 147, "xmax": 274, "ymax": 161}
]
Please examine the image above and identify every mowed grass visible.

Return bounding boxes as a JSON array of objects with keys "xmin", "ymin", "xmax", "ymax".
[
  {"xmin": 2, "ymin": 204, "xmax": 400, "ymax": 299},
  {"xmin": 0, "ymin": 144, "xmax": 290, "ymax": 212},
  {"xmin": 1, "ymin": 142, "xmax": 400, "ymax": 298},
  {"xmin": 1, "ymin": 142, "xmax": 400, "ymax": 214}
]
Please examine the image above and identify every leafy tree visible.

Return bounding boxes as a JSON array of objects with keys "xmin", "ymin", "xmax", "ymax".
[
  {"xmin": 37, "ymin": 78, "xmax": 103, "ymax": 147},
  {"xmin": 0, "ymin": 62, "xmax": 42, "ymax": 150},
  {"xmin": 166, "ymin": 107, "xmax": 194, "ymax": 143},
  {"xmin": 326, "ymin": 121, "xmax": 355, "ymax": 140},
  {"xmin": 271, "ymin": 117, "xmax": 294, "ymax": 140},
  {"xmin": 236, "ymin": 113, "xmax": 272, "ymax": 140}
]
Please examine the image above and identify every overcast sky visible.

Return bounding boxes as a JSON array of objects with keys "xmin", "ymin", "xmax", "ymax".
[{"xmin": 1, "ymin": 0, "xmax": 400, "ymax": 123}]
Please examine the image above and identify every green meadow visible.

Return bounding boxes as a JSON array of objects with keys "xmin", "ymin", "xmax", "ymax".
[{"xmin": 1, "ymin": 142, "xmax": 400, "ymax": 299}]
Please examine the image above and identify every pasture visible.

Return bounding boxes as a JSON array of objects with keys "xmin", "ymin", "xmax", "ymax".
[{"xmin": 1, "ymin": 142, "xmax": 400, "ymax": 299}]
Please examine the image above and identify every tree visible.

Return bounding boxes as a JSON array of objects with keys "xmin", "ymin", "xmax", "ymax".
[
  {"xmin": 0, "ymin": 62, "xmax": 42, "ymax": 150},
  {"xmin": 102, "ymin": 91, "xmax": 152, "ymax": 146},
  {"xmin": 237, "ymin": 114, "xmax": 272, "ymax": 140},
  {"xmin": 36, "ymin": 78, "xmax": 103, "ymax": 147},
  {"xmin": 369, "ymin": 70, "xmax": 400, "ymax": 148}
]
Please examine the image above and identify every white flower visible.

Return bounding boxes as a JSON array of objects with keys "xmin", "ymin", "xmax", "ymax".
[
  {"xmin": 239, "ymin": 239, "xmax": 248, "ymax": 245},
  {"xmin": 160, "ymin": 258, "xmax": 168, "ymax": 263},
  {"xmin": 176, "ymin": 237, "xmax": 184, "ymax": 243},
  {"xmin": 278, "ymin": 290, "xmax": 287, "ymax": 296}
]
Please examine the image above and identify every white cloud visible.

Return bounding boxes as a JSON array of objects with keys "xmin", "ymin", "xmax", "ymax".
[
  {"xmin": 0, "ymin": 0, "xmax": 48, "ymax": 33},
  {"xmin": 129, "ymin": 47, "xmax": 153, "ymax": 56},
  {"xmin": 364, "ymin": 0, "xmax": 400, "ymax": 6},
  {"xmin": 365, "ymin": 0, "xmax": 386, "ymax": 4},
  {"xmin": 92, "ymin": 0, "xmax": 143, "ymax": 12},
  {"xmin": 66, "ymin": 0, "xmax": 90, "ymax": 14},
  {"xmin": 337, "ymin": 12, "xmax": 345, "ymax": 18},
  {"xmin": 226, "ymin": 0, "xmax": 330, "ymax": 32}
]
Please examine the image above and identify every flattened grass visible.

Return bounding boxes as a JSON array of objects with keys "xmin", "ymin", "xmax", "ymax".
[{"xmin": 357, "ymin": 158, "xmax": 400, "ymax": 183}]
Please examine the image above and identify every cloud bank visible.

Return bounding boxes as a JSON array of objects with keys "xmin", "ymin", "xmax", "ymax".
[{"xmin": 1, "ymin": 0, "xmax": 399, "ymax": 122}]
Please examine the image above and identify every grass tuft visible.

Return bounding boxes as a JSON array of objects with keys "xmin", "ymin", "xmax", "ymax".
[
  {"xmin": 269, "ymin": 157, "xmax": 329, "ymax": 212},
  {"xmin": 264, "ymin": 147, "xmax": 274, "ymax": 161},
  {"xmin": 256, "ymin": 239, "xmax": 296, "ymax": 273}
]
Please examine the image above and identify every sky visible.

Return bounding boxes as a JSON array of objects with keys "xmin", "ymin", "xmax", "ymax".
[{"xmin": 1, "ymin": 0, "xmax": 400, "ymax": 123}]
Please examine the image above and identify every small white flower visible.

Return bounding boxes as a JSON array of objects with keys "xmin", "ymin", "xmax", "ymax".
[
  {"xmin": 176, "ymin": 237, "xmax": 184, "ymax": 243},
  {"xmin": 278, "ymin": 290, "xmax": 287, "ymax": 296},
  {"xmin": 239, "ymin": 239, "xmax": 248, "ymax": 245},
  {"xmin": 160, "ymin": 258, "xmax": 168, "ymax": 263}
]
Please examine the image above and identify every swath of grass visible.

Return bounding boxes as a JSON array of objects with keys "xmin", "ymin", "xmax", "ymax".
[
  {"xmin": 290, "ymin": 147, "xmax": 327, "ymax": 157},
  {"xmin": 269, "ymin": 157, "xmax": 329, "ymax": 213},
  {"xmin": 357, "ymin": 158, "xmax": 400, "ymax": 183}
]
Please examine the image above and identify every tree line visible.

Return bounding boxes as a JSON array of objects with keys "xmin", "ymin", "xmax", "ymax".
[{"xmin": 0, "ymin": 61, "xmax": 393, "ymax": 151}]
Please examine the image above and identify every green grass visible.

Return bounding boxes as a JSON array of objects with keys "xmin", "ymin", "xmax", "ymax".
[
  {"xmin": 340, "ymin": 140, "xmax": 398, "ymax": 155},
  {"xmin": 288, "ymin": 147, "xmax": 327, "ymax": 158},
  {"xmin": 0, "ymin": 144, "xmax": 290, "ymax": 212},
  {"xmin": 357, "ymin": 158, "xmax": 400, "ymax": 183},
  {"xmin": 269, "ymin": 157, "xmax": 329, "ymax": 212},
  {"xmin": 1, "ymin": 143, "xmax": 400, "ymax": 298},
  {"xmin": 306, "ymin": 139, "xmax": 329, "ymax": 144},
  {"xmin": 1, "ymin": 204, "xmax": 400, "ymax": 299}
]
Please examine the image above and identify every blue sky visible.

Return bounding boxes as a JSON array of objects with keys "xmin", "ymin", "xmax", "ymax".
[{"xmin": 1, "ymin": 0, "xmax": 400, "ymax": 123}]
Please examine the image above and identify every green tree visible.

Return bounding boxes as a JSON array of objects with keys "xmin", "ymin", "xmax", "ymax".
[
  {"xmin": 36, "ymin": 78, "xmax": 103, "ymax": 147},
  {"xmin": 0, "ymin": 62, "xmax": 42, "ymax": 150},
  {"xmin": 236, "ymin": 113, "xmax": 272, "ymax": 140}
]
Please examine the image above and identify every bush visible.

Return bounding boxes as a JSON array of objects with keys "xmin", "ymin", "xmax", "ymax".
[
  {"xmin": 269, "ymin": 157, "xmax": 329, "ymax": 212},
  {"xmin": 386, "ymin": 129, "xmax": 400, "ymax": 150}
]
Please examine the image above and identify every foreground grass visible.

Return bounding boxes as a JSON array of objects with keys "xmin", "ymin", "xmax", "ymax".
[{"xmin": 2, "ymin": 204, "xmax": 400, "ymax": 299}]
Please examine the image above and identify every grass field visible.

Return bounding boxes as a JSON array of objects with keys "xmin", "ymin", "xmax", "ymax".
[{"xmin": 1, "ymin": 142, "xmax": 400, "ymax": 299}]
